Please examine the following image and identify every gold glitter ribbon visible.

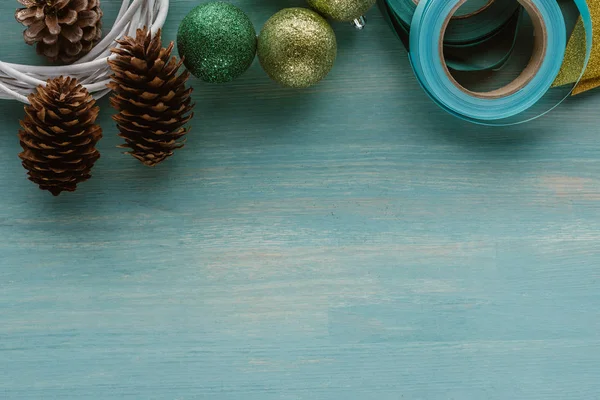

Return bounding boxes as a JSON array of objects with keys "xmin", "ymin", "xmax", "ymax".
[{"xmin": 554, "ymin": 0, "xmax": 600, "ymax": 94}]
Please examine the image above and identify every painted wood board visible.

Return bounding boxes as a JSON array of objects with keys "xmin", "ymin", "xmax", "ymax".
[{"xmin": 1, "ymin": 1, "xmax": 600, "ymax": 398}]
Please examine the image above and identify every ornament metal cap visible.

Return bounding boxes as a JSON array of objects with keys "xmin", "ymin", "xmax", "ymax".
[{"xmin": 352, "ymin": 16, "xmax": 367, "ymax": 29}]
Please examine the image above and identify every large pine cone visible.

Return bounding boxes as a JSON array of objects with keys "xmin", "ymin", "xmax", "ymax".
[
  {"xmin": 15, "ymin": 0, "xmax": 103, "ymax": 64},
  {"xmin": 108, "ymin": 28, "xmax": 194, "ymax": 167},
  {"xmin": 18, "ymin": 76, "xmax": 102, "ymax": 196}
]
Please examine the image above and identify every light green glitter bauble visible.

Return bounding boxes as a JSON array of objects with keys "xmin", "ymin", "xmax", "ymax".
[
  {"xmin": 307, "ymin": 0, "xmax": 376, "ymax": 21},
  {"xmin": 257, "ymin": 8, "xmax": 337, "ymax": 88},
  {"xmin": 177, "ymin": 2, "xmax": 257, "ymax": 83}
]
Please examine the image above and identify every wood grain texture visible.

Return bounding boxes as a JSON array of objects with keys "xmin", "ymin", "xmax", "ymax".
[{"xmin": 2, "ymin": 1, "xmax": 600, "ymax": 399}]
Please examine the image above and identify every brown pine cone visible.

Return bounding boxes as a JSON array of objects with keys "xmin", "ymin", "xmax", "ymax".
[
  {"xmin": 15, "ymin": 0, "xmax": 103, "ymax": 64},
  {"xmin": 18, "ymin": 76, "xmax": 102, "ymax": 196},
  {"xmin": 108, "ymin": 27, "xmax": 194, "ymax": 167}
]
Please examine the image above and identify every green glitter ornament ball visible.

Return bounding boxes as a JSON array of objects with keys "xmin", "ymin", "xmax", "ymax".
[
  {"xmin": 177, "ymin": 2, "xmax": 257, "ymax": 83},
  {"xmin": 307, "ymin": 0, "xmax": 376, "ymax": 21},
  {"xmin": 257, "ymin": 8, "xmax": 337, "ymax": 88}
]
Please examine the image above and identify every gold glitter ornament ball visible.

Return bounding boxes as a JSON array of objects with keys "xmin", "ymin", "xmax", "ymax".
[
  {"xmin": 258, "ymin": 8, "xmax": 337, "ymax": 88},
  {"xmin": 307, "ymin": 0, "xmax": 376, "ymax": 22}
]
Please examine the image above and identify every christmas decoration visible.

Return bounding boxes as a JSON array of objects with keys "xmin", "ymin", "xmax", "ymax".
[
  {"xmin": 382, "ymin": 0, "xmax": 593, "ymax": 124},
  {"xmin": 258, "ymin": 8, "xmax": 337, "ymax": 88},
  {"xmin": 175, "ymin": 2, "xmax": 362, "ymax": 87},
  {"xmin": 15, "ymin": 0, "xmax": 104, "ymax": 64},
  {"xmin": 177, "ymin": 2, "xmax": 257, "ymax": 83},
  {"xmin": 109, "ymin": 28, "xmax": 195, "ymax": 167},
  {"xmin": 308, "ymin": 0, "xmax": 376, "ymax": 28},
  {"xmin": 18, "ymin": 76, "xmax": 102, "ymax": 196}
]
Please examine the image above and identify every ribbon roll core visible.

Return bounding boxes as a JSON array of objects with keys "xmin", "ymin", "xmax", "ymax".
[
  {"xmin": 445, "ymin": 0, "xmax": 495, "ymax": 20},
  {"xmin": 441, "ymin": 0, "xmax": 546, "ymax": 100},
  {"xmin": 411, "ymin": 0, "xmax": 495, "ymax": 20}
]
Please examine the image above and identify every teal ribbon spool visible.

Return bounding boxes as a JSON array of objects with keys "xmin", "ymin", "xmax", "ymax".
[{"xmin": 382, "ymin": 0, "xmax": 593, "ymax": 125}]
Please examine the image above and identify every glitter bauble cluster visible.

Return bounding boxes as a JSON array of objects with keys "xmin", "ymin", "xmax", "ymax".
[
  {"xmin": 175, "ymin": 1, "xmax": 370, "ymax": 88},
  {"xmin": 257, "ymin": 8, "xmax": 337, "ymax": 88},
  {"xmin": 177, "ymin": 2, "xmax": 257, "ymax": 83}
]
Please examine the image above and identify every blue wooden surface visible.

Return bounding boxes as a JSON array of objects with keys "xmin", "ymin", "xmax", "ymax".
[{"xmin": 2, "ymin": 1, "xmax": 600, "ymax": 399}]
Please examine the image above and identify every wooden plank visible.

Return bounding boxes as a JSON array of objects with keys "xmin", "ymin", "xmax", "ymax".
[{"xmin": 1, "ymin": 1, "xmax": 600, "ymax": 398}]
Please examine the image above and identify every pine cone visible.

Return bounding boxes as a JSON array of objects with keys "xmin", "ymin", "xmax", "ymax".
[
  {"xmin": 15, "ymin": 0, "xmax": 103, "ymax": 64},
  {"xmin": 108, "ymin": 27, "xmax": 194, "ymax": 167},
  {"xmin": 18, "ymin": 76, "xmax": 102, "ymax": 196}
]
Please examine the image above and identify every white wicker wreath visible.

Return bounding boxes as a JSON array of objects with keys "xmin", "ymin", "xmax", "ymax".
[{"xmin": 0, "ymin": 0, "xmax": 169, "ymax": 104}]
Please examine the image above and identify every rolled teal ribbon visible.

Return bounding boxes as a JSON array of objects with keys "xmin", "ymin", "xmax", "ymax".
[{"xmin": 407, "ymin": 0, "xmax": 592, "ymax": 124}]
